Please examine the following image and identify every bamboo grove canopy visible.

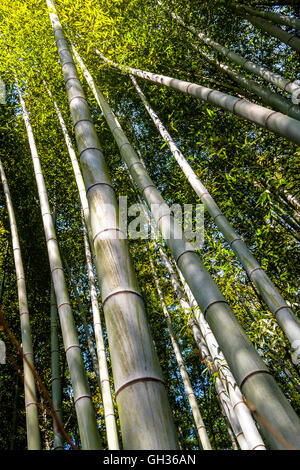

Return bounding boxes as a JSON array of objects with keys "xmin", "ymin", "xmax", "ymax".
[{"xmin": 0, "ymin": 0, "xmax": 299, "ymax": 451}]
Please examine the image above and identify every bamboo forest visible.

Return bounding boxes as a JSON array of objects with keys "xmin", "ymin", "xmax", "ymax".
[{"xmin": 0, "ymin": 0, "xmax": 300, "ymax": 453}]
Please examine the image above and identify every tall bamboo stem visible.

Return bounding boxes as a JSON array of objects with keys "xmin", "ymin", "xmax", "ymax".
[
  {"xmin": 81, "ymin": 210, "xmax": 120, "ymax": 450},
  {"xmin": 134, "ymin": 188, "xmax": 248, "ymax": 450},
  {"xmin": 50, "ymin": 280, "xmax": 64, "ymax": 450},
  {"xmin": 242, "ymin": 12, "xmax": 300, "ymax": 52},
  {"xmin": 0, "ymin": 157, "xmax": 41, "ymax": 450},
  {"xmin": 236, "ymin": 4, "xmax": 300, "ymax": 29},
  {"xmin": 148, "ymin": 252, "xmax": 212, "ymax": 450},
  {"xmin": 46, "ymin": 0, "xmax": 178, "ymax": 449},
  {"xmin": 179, "ymin": 273, "xmax": 266, "ymax": 450}
]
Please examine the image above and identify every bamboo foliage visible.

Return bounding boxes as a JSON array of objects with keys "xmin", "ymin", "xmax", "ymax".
[
  {"xmin": 129, "ymin": 74, "xmax": 300, "ymax": 350},
  {"xmin": 16, "ymin": 83, "xmax": 102, "ymax": 450},
  {"xmin": 157, "ymin": 1, "xmax": 300, "ymax": 96},
  {"xmin": 46, "ymin": 0, "xmax": 178, "ymax": 450},
  {"xmin": 0, "ymin": 158, "xmax": 41, "ymax": 450},
  {"xmin": 148, "ymin": 251, "xmax": 212, "ymax": 450},
  {"xmin": 96, "ymin": 52, "xmax": 300, "ymax": 146},
  {"xmin": 75, "ymin": 53, "xmax": 300, "ymax": 449}
]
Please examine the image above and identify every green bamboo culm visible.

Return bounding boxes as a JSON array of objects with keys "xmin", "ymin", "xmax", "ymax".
[
  {"xmin": 156, "ymin": 1, "xmax": 300, "ymax": 96},
  {"xmin": 16, "ymin": 83, "xmax": 101, "ymax": 450},
  {"xmin": 81, "ymin": 209, "xmax": 120, "ymax": 450},
  {"xmin": 129, "ymin": 75, "xmax": 300, "ymax": 350},
  {"xmin": 148, "ymin": 251, "xmax": 212, "ymax": 451},
  {"xmin": 128, "ymin": 165, "xmax": 263, "ymax": 451},
  {"xmin": 96, "ymin": 52, "xmax": 300, "ymax": 146},
  {"xmin": 0, "ymin": 158, "xmax": 41, "ymax": 450},
  {"xmin": 75, "ymin": 53, "xmax": 300, "ymax": 449},
  {"xmin": 46, "ymin": 0, "xmax": 178, "ymax": 450},
  {"xmin": 50, "ymin": 280, "xmax": 64, "ymax": 450},
  {"xmin": 135, "ymin": 191, "xmax": 250, "ymax": 450}
]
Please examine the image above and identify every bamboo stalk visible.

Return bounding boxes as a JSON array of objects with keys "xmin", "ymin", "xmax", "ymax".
[
  {"xmin": 156, "ymin": 1, "xmax": 300, "ymax": 96},
  {"xmin": 148, "ymin": 252, "xmax": 212, "ymax": 450},
  {"xmin": 129, "ymin": 74, "xmax": 300, "ymax": 349},
  {"xmin": 16, "ymin": 83, "xmax": 101, "ymax": 450},
  {"xmin": 43, "ymin": 81, "xmax": 94, "ymax": 252},
  {"xmin": 81, "ymin": 210, "xmax": 120, "ymax": 450},
  {"xmin": 96, "ymin": 52, "xmax": 300, "ymax": 146},
  {"xmin": 0, "ymin": 157, "xmax": 41, "ymax": 450},
  {"xmin": 179, "ymin": 275, "xmax": 266, "ymax": 451},
  {"xmin": 75, "ymin": 55, "xmax": 300, "ymax": 448},
  {"xmin": 50, "ymin": 280, "xmax": 64, "ymax": 450},
  {"xmin": 236, "ymin": 4, "xmax": 300, "ymax": 29},
  {"xmin": 45, "ymin": 81, "xmax": 119, "ymax": 447},
  {"xmin": 46, "ymin": 0, "xmax": 178, "ymax": 449},
  {"xmin": 192, "ymin": 46, "xmax": 300, "ymax": 121},
  {"xmin": 130, "ymin": 177, "xmax": 247, "ymax": 449}
]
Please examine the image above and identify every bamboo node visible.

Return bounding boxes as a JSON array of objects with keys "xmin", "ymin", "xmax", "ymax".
[
  {"xmin": 115, "ymin": 376, "xmax": 165, "ymax": 398},
  {"xmin": 102, "ymin": 288, "xmax": 143, "ymax": 307}
]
